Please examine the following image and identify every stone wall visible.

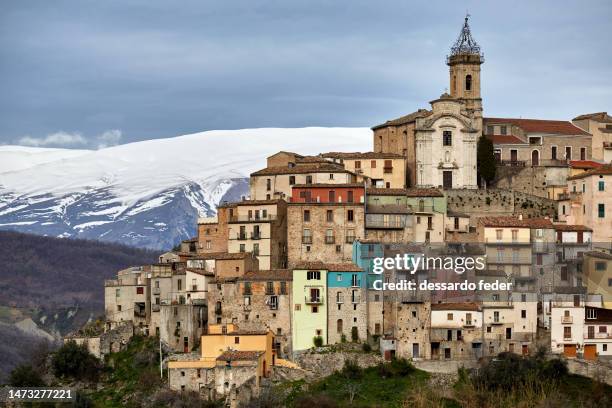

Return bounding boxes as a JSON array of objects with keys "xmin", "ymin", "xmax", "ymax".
[
  {"xmin": 566, "ymin": 358, "xmax": 612, "ymax": 385},
  {"xmin": 293, "ymin": 348, "xmax": 383, "ymax": 378},
  {"xmin": 492, "ymin": 166, "xmax": 570, "ymax": 199},
  {"xmin": 66, "ymin": 321, "xmax": 134, "ymax": 360},
  {"xmin": 445, "ymin": 189, "xmax": 557, "ymax": 220}
]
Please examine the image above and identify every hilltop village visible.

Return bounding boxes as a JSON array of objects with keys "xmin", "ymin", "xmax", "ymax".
[{"xmin": 66, "ymin": 17, "xmax": 612, "ymax": 404}]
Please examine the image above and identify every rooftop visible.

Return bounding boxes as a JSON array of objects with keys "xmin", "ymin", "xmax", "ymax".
[
  {"xmin": 366, "ymin": 187, "xmax": 444, "ymax": 197},
  {"xmin": 553, "ymin": 224, "xmax": 593, "ymax": 232},
  {"xmin": 250, "ymin": 163, "xmax": 350, "ymax": 176},
  {"xmin": 486, "ymin": 135, "xmax": 526, "ymax": 145},
  {"xmin": 371, "ymin": 109, "xmax": 431, "ymax": 130},
  {"xmin": 431, "ymin": 302, "xmax": 481, "ymax": 311},
  {"xmin": 293, "ymin": 261, "xmax": 363, "ymax": 272},
  {"xmin": 567, "ymin": 164, "xmax": 612, "ymax": 181},
  {"xmin": 573, "ymin": 112, "xmax": 612, "ymax": 123},
  {"xmin": 321, "ymin": 151, "xmax": 405, "ymax": 159},
  {"xmin": 240, "ymin": 269, "xmax": 293, "ymax": 281},
  {"xmin": 478, "ymin": 216, "xmax": 553, "ymax": 229},
  {"xmin": 484, "ymin": 117, "xmax": 591, "ymax": 136},
  {"xmin": 216, "ymin": 350, "xmax": 264, "ymax": 361},
  {"xmin": 584, "ymin": 251, "xmax": 612, "ymax": 260}
]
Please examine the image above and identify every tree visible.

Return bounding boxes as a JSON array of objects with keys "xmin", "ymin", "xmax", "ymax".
[
  {"xmin": 477, "ymin": 136, "xmax": 497, "ymax": 186},
  {"xmin": 51, "ymin": 341, "xmax": 101, "ymax": 381},
  {"xmin": 9, "ymin": 364, "xmax": 45, "ymax": 387}
]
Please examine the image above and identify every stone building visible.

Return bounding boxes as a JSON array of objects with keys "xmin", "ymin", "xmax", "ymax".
[
  {"xmin": 364, "ymin": 188, "xmax": 414, "ymax": 243},
  {"xmin": 562, "ymin": 165, "xmax": 612, "ymax": 243},
  {"xmin": 104, "ymin": 266, "xmax": 151, "ymax": 330},
  {"xmin": 326, "ymin": 265, "xmax": 368, "ymax": 344},
  {"xmin": 573, "ymin": 112, "xmax": 612, "ymax": 163},
  {"xmin": 429, "ymin": 303, "xmax": 483, "ymax": 360},
  {"xmin": 287, "ymin": 184, "xmax": 365, "ymax": 267},
  {"xmin": 583, "ymin": 251, "xmax": 612, "ymax": 309},
  {"xmin": 553, "ymin": 224, "xmax": 593, "ymax": 292},
  {"xmin": 373, "ymin": 16, "xmax": 482, "ymax": 188},
  {"xmin": 484, "ymin": 118, "xmax": 592, "ymax": 166},
  {"xmin": 321, "ymin": 152, "xmax": 406, "ymax": 188},
  {"xmin": 225, "ymin": 199, "xmax": 287, "ymax": 270},
  {"xmin": 395, "ymin": 301, "xmax": 431, "ymax": 360},
  {"xmin": 197, "ymin": 205, "xmax": 231, "ymax": 254},
  {"xmin": 405, "ymin": 188, "xmax": 446, "ymax": 243},
  {"xmin": 249, "ymin": 158, "xmax": 358, "ymax": 201},
  {"xmin": 207, "ymin": 270, "xmax": 293, "ymax": 357}
]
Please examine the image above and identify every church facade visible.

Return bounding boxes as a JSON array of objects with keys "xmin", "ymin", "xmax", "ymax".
[{"xmin": 373, "ymin": 16, "xmax": 484, "ymax": 189}]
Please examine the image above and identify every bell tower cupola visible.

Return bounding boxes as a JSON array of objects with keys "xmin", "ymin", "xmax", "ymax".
[{"xmin": 447, "ymin": 15, "xmax": 484, "ymax": 120}]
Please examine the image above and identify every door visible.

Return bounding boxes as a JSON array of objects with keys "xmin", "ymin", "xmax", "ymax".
[
  {"xmin": 563, "ymin": 344, "xmax": 577, "ymax": 358},
  {"xmin": 510, "ymin": 150, "xmax": 518, "ymax": 162},
  {"xmin": 522, "ymin": 344, "xmax": 529, "ymax": 356},
  {"xmin": 443, "ymin": 171, "xmax": 453, "ymax": 189},
  {"xmin": 588, "ymin": 326, "xmax": 595, "ymax": 339},
  {"xmin": 584, "ymin": 344, "xmax": 597, "ymax": 360},
  {"xmin": 531, "ymin": 150, "xmax": 539, "ymax": 166},
  {"xmin": 412, "ymin": 343, "xmax": 419, "ymax": 359}
]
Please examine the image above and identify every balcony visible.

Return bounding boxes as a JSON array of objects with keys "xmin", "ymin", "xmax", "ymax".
[
  {"xmin": 302, "ymin": 236, "xmax": 312, "ymax": 244},
  {"xmin": 562, "ymin": 316, "xmax": 573, "ymax": 324},
  {"xmin": 305, "ymin": 295, "xmax": 324, "ymax": 304},
  {"xmin": 464, "ymin": 321, "xmax": 475, "ymax": 328},
  {"xmin": 229, "ymin": 215, "xmax": 277, "ymax": 223},
  {"xmin": 365, "ymin": 220, "xmax": 406, "ymax": 229},
  {"xmin": 533, "ymin": 242, "xmax": 551, "ymax": 253},
  {"xmin": 491, "ymin": 319, "xmax": 504, "ymax": 325},
  {"xmin": 325, "ymin": 236, "xmax": 336, "ymax": 244},
  {"xmin": 497, "ymin": 160, "xmax": 526, "ymax": 167},
  {"xmin": 237, "ymin": 233, "xmax": 247, "ymax": 240}
]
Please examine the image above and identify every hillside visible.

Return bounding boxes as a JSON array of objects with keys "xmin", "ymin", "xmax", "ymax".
[
  {"xmin": 0, "ymin": 127, "xmax": 371, "ymax": 249},
  {"xmin": 0, "ymin": 231, "xmax": 158, "ymax": 382}
]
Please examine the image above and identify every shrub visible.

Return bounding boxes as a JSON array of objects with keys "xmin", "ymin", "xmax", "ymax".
[
  {"xmin": 9, "ymin": 364, "xmax": 45, "ymax": 387},
  {"xmin": 341, "ymin": 359, "xmax": 363, "ymax": 380},
  {"xmin": 340, "ymin": 334, "xmax": 347, "ymax": 343},
  {"xmin": 51, "ymin": 341, "xmax": 101, "ymax": 381},
  {"xmin": 351, "ymin": 326, "xmax": 359, "ymax": 342},
  {"xmin": 389, "ymin": 358, "xmax": 414, "ymax": 376},
  {"xmin": 313, "ymin": 336, "xmax": 324, "ymax": 347},
  {"xmin": 294, "ymin": 394, "xmax": 338, "ymax": 408},
  {"xmin": 362, "ymin": 342, "xmax": 372, "ymax": 352}
]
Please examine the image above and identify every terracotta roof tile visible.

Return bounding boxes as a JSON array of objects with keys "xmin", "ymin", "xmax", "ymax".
[
  {"xmin": 216, "ymin": 350, "xmax": 264, "ymax": 361},
  {"xmin": 292, "ymin": 261, "xmax": 362, "ymax": 272},
  {"xmin": 569, "ymin": 160, "xmax": 604, "ymax": 169},
  {"xmin": 478, "ymin": 216, "xmax": 553, "ymax": 229},
  {"xmin": 251, "ymin": 163, "xmax": 350, "ymax": 176},
  {"xmin": 572, "ymin": 112, "xmax": 612, "ymax": 123},
  {"xmin": 567, "ymin": 164, "xmax": 612, "ymax": 181},
  {"xmin": 484, "ymin": 117, "xmax": 591, "ymax": 136},
  {"xmin": 585, "ymin": 251, "xmax": 612, "ymax": 260},
  {"xmin": 240, "ymin": 269, "xmax": 293, "ymax": 281},
  {"xmin": 372, "ymin": 109, "xmax": 432, "ymax": 130}
]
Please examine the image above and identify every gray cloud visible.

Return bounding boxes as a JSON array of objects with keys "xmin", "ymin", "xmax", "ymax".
[
  {"xmin": 0, "ymin": 1, "xmax": 610, "ymax": 147},
  {"xmin": 18, "ymin": 132, "xmax": 87, "ymax": 148}
]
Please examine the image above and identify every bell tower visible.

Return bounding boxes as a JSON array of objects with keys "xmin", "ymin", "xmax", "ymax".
[{"xmin": 447, "ymin": 15, "xmax": 484, "ymax": 123}]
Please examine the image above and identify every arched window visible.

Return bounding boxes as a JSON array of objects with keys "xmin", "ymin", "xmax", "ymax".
[
  {"xmin": 465, "ymin": 75, "xmax": 472, "ymax": 91},
  {"xmin": 337, "ymin": 319, "xmax": 343, "ymax": 333}
]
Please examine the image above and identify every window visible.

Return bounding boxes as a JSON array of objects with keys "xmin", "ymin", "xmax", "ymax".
[
  {"xmin": 325, "ymin": 229, "xmax": 334, "ymax": 244},
  {"xmin": 599, "ymin": 181, "xmax": 605, "ymax": 191},
  {"xmin": 312, "ymin": 306, "xmax": 318, "ymax": 313},
  {"xmin": 115, "ymin": 289, "xmax": 120, "ymax": 298},
  {"xmin": 329, "ymin": 173, "xmax": 334, "ymax": 180},
  {"xmin": 500, "ymin": 125, "xmax": 507, "ymax": 135},
  {"xmin": 580, "ymin": 147, "xmax": 586, "ymax": 160},
  {"xmin": 443, "ymin": 131, "xmax": 452, "ymax": 146},
  {"xmin": 598, "ymin": 203, "xmax": 605, "ymax": 218},
  {"xmin": 418, "ymin": 200, "xmax": 425, "ymax": 212},
  {"xmin": 371, "ymin": 160, "xmax": 376, "ymax": 168},
  {"xmin": 303, "ymin": 210, "xmax": 310, "ymax": 222},
  {"xmin": 521, "ymin": 310, "xmax": 527, "ymax": 318},
  {"xmin": 347, "ymin": 190, "xmax": 354, "ymax": 203},
  {"xmin": 355, "ymin": 161, "xmax": 361, "ymax": 169},
  {"xmin": 177, "ymin": 279, "xmax": 182, "ymax": 291},
  {"xmin": 117, "ymin": 305, "xmax": 122, "ymax": 311},
  {"xmin": 328, "ymin": 190, "xmax": 336, "ymax": 202},
  {"xmin": 582, "ymin": 183, "xmax": 586, "ymax": 193},
  {"xmin": 496, "ymin": 229, "xmax": 503, "ymax": 240},
  {"xmin": 511, "ymin": 229, "xmax": 518, "ymax": 242},
  {"xmin": 561, "ymin": 267, "xmax": 568, "ymax": 281},
  {"xmin": 302, "ymin": 229, "xmax": 312, "ymax": 244},
  {"xmin": 306, "ymin": 175, "xmax": 312, "ymax": 184},
  {"xmin": 494, "ymin": 311, "xmax": 500, "ymax": 322},
  {"xmin": 289, "ymin": 176, "xmax": 295, "ymax": 185},
  {"xmin": 465, "ymin": 74, "xmax": 472, "ymax": 91},
  {"xmin": 347, "ymin": 209, "xmax": 354, "ymax": 221},
  {"xmin": 563, "ymin": 326, "xmax": 571, "ymax": 339},
  {"xmin": 596, "ymin": 262, "xmax": 606, "ymax": 271},
  {"xmin": 447, "ymin": 313, "xmax": 453, "ymax": 321},
  {"xmin": 326, "ymin": 210, "xmax": 334, "ymax": 222},
  {"xmin": 239, "ymin": 244, "xmax": 245, "ymax": 252},
  {"xmin": 337, "ymin": 319, "xmax": 343, "ymax": 333},
  {"xmin": 336, "ymin": 292, "xmax": 344, "ymax": 303},
  {"xmin": 307, "ymin": 271, "xmax": 321, "ymax": 280},
  {"xmin": 551, "ymin": 146, "xmax": 557, "ymax": 160},
  {"xmin": 234, "ymin": 336, "xmax": 240, "ymax": 344},
  {"xmin": 565, "ymin": 146, "xmax": 572, "ymax": 160},
  {"xmin": 280, "ymin": 281, "xmax": 287, "ymax": 295},
  {"xmin": 266, "ymin": 178, "xmax": 271, "ymax": 191},
  {"xmin": 294, "ymin": 304, "xmax": 301, "ymax": 311},
  {"xmin": 266, "ymin": 281, "xmax": 274, "ymax": 295}
]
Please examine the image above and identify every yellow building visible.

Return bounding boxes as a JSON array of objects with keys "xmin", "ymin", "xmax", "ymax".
[{"xmin": 321, "ymin": 152, "xmax": 407, "ymax": 188}]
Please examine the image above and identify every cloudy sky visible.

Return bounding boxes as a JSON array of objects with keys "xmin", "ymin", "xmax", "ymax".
[{"xmin": 1, "ymin": 0, "xmax": 610, "ymax": 149}]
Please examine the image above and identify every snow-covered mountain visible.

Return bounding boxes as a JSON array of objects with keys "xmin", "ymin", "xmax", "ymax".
[{"xmin": 0, "ymin": 128, "xmax": 371, "ymax": 249}]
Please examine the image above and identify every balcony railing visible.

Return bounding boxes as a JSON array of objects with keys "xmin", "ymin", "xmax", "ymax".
[
  {"xmin": 229, "ymin": 215, "xmax": 277, "ymax": 223},
  {"xmin": 302, "ymin": 236, "xmax": 312, "ymax": 244},
  {"xmin": 497, "ymin": 160, "xmax": 526, "ymax": 167},
  {"xmin": 562, "ymin": 316, "xmax": 573, "ymax": 324},
  {"xmin": 325, "ymin": 236, "xmax": 335, "ymax": 244},
  {"xmin": 305, "ymin": 295, "xmax": 324, "ymax": 304},
  {"xmin": 365, "ymin": 220, "xmax": 406, "ymax": 229}
]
